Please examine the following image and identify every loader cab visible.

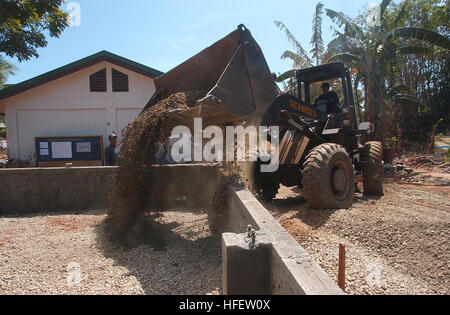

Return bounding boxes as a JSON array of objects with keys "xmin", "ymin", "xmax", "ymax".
[{"xmin": 296, "ymin": 62, "xmax": 359, "ymax": 128}]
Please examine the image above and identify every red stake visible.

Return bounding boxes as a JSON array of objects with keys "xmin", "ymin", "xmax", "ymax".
[{"xmin": 338, "ymin": 244, "xmax": 346, "ymax": 292}]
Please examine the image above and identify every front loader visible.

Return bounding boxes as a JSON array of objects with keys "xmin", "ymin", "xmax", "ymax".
[
  {"xmin": 255, "ymin": 62, "xmax": 384, "ymax": 208},
  {"xmin": 143, "ymin": 24, "xmax": 384, "ymax": 209}
]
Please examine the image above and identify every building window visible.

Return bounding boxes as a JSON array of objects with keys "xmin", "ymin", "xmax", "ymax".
[
  {"xmin": 112, "ymin": 69, "xmax": 129, "ymax": 92},
  {"xmin": 90, "ymin": 69, "xmax": 107, "ymax": 92}
]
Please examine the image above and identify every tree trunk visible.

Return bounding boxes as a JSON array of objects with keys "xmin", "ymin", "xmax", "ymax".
[{"xmin": 366, "ymin": 66, "xmax": 385, "ymax": 141}]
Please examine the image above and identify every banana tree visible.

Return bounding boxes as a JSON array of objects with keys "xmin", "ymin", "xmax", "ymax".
[
  {"xmin": 274, "ymin": 20, "xmax": 312, "ymax": 94},
  {"xmin": 325, "ymin": 0, "xmax": 450, "ymax": 139},
  {"xmin": 0, "ymin": 56, "xmax": 16, "ymax": 87},
  {"xmin": 275, "ymin": 2, "xmax": 325, "ymax": 91}
]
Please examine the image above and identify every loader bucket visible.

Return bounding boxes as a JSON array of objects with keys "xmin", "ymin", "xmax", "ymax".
[{"xmin": 143, "ymin": 24, "xmax": 279, "ymax": 127}]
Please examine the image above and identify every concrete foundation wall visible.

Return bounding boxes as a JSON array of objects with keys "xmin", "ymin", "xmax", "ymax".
[
  {"xmin": 0, "ymin": 164, "xmax": 222, "ymax": 215},
  {"xmin": 224, "ymin": 185, "xmax": 344, "ymax": 295},
  {"xmin": 147, "ymin": 164, "xmax": 224, "ymax": 209},
  {"xmin": 0, "ymin": 167, "xmax": 116, "ymax": 215}
]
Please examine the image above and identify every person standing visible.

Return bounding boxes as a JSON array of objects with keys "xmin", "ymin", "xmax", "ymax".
[{"xmin": 105, "ymin": 133, "xmax": 119, "ymax": 166}]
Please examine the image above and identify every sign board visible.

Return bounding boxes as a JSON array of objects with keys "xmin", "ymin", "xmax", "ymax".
[
  {"xmin": 435, "ymin": 136, "xmax": 450, "ymax": 155},
  {"xmin": 35, "ymin": 136, "xmax": 103, "ymax": 167}
]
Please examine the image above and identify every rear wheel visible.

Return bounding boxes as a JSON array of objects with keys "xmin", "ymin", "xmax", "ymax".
[
  {"xmin": 361, "ymin": 141, "xmax": 384, "ymax": 195},
  {"xmin": 302, "ymin": 143, "xmax": 355, "ymax": 209}
]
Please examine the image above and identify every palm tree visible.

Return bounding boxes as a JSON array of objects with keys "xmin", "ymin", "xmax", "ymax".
[
  {"xmin": 324, "ymin": 0, "xmax": 450, "ymax": 139},
  {"xmin": 275, "ymin": 2, "xmax": 325, "ymax": 90},
  {"xmin": 310, "ymin": 2, "xmax": 325, "ymax": 66},
  {"xmin": 0, "ymin": 56, "xmax": 16, "ymax": 87}
]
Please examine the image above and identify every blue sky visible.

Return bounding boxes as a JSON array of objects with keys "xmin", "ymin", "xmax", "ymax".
[{"xmin": 4, "ymin": 0, "xmax": 378, "ymax": 84}]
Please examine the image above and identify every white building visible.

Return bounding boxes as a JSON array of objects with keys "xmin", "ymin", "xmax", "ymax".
[{"xmin": 0, "ymin": 51, "xmax": 162, "ymax": 163}]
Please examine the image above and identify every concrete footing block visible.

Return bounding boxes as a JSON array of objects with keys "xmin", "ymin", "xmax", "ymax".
[
  {"xmin": 225, "ymin": 184, "xmax": 345, "ymax": 295},
  {"xmin": 222, "ymin": 232, "xmax": 272, "ymax": 295}
]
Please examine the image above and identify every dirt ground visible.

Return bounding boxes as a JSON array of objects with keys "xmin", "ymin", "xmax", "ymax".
[
  {"xmin": 0, "ymin": 210, "xmax": 221, "ymax": 295},
  {"xmin": 266, "ymin": 174, "xmax": 449, "ymax": 295},
  {"xmin": 396, "ymin": 153, "xmax": 450, "ymax": 187}
]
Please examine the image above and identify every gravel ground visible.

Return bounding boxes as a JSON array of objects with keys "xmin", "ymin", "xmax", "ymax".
[
  {"xmin": 0, "ymin": 210, "xmax": 222, "ymax": 295},
  {"xmin": 267, "ymin": 180, "xmax": 450, "ymax": 295}
]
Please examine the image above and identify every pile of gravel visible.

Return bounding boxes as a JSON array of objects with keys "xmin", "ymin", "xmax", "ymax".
[{"xmin": 0, "ymin": 210, "xmax": 221, "ymax": 295}]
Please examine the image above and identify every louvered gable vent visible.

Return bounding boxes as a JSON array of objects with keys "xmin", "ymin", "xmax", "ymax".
[
  {"xmin": 112, "ymin": 69, "xmax": 129, "ymax": 92},
  {"xmin": 90, "ymin": 69, "xmax": 107, "ymax": 92}
]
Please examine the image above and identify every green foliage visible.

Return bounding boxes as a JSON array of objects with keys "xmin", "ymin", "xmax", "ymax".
[
  {"xmin": 446, "ymin": 149, "xmax": 450, "ymax": 164},
  {"xmin": 388, "ymin": 27, "xmax": 450, "ymax": 49},
  {"xmin": 0, "ymin": 0, "xmax": 69, "ymax": 61},
  {"xmin": 433, "ymin": 118, "xmax": 444, "ymax": 133},
  {"xmin": 0, "ymin": 114, "xmax": 5, "ymax": 138},
  {"xmin": 0, "ymin": 56, "xmax": 16, "ymax": 86},
  {"xmin": 274, "ymin": 20, "xmax": 313, "ymax": 69},
  {"xmin": 276, "ymin": 69, "xmax": 296, "ymax": 83},
  {"xmin": 277, "ymin": 72, "xmax": 297, "ymax": 95},
  {"xmin": 395, "ymin": 0, "xmax": 449, "ymax": 141},
  {"xmin": 275, "ymin": 2, "xmax": 326, "ymax": 88},
  {"xmin": 397, "ymin": 46, "xmax": 434, "ymax": 56},
  {"xmin": 324, "ymin": 0, "xmax": 450, "ymax": 140},
  {"xmin": 311, "ymin": 2, "xmax": 325, "ymax": 66},
  {"xmin": 384, "ymin": 137, "xmax": 398, "ymax": 148}
]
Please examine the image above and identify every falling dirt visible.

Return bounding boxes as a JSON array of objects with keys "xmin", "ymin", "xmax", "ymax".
[{"xmin": 106, "ymin": 91, "xmax": 207, "ymax": 246}]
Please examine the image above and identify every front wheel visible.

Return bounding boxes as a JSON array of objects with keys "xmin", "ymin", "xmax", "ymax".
[{"xmin": 302, "ymin": 143, "xmax": 355, "ymax": 209}]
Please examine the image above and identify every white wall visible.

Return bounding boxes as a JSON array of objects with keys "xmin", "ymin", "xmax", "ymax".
[
  {"xmin": 116, "ymin": 108, "xmax": 142, "ymax": 139},
  {"xmin": 3, "ymin": 61, "xmax": 156, "ymax": 162}
]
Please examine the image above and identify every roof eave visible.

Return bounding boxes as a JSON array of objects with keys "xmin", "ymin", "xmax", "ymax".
[{"xmin": 0, "ymin": 51, "xmax": 164, "ymax": 101}]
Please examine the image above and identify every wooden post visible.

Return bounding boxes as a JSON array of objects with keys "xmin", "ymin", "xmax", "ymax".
[{"xmin": 338, "ymin": 244, "xmax": 346, "ymax": 292}]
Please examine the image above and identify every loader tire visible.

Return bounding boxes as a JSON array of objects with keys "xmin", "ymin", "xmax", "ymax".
[
  {"xmin": 302, "ymin": 143, "xmax": 355, "ymax": 209},
  {"xmin": 361, "ymin": 141, "xmax": 384, "ymax": 195}
]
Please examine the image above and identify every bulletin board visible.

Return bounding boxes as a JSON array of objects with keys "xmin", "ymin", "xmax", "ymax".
[{"xmin": 35, "ymin": 136, "xmax": 103, "ymax": 167}]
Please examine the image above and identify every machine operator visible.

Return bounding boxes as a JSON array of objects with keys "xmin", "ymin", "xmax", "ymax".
[{"xmin": 315, "ymin": 82, "xmax": 340, "ymax": 115}]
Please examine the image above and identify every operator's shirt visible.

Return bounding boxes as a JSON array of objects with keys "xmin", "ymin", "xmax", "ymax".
[
  {"xmin": 316, "ymin": 91, "xmax": 339, "ymax": 114},
  {"xmin": 105, "ymin": 144, "xmax": 118, "ymax": 166}
]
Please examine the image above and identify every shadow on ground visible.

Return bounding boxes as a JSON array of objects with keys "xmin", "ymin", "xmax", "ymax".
[
  {"xmin": 93, "ymin": 212, "xmax": 222, "ymax": 295},
  {"xmin": 353, "ymin": 193, "xmax": 384, "ymax": 203},
  {"xmin": 264, "ymin": 184, "xmax": 385, "ymax": 229}
]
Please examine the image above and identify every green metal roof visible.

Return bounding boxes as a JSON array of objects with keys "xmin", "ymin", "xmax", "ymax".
[
  {"xmin": 0, "ymin": 84, "xmax": 14, "ymax": 90},
  {"xmin": 0, "ymin": 51, "xmax": 164, "ymax": 101}
]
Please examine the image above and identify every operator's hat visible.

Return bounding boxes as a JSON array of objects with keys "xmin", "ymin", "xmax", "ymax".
[
  {"xmin": 321, "ymin": 82, "xmax": 330, "ymax": 88},
  {"xmin": 109, "ymin": 133, "xmax": 118, "ymax": 141}
]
